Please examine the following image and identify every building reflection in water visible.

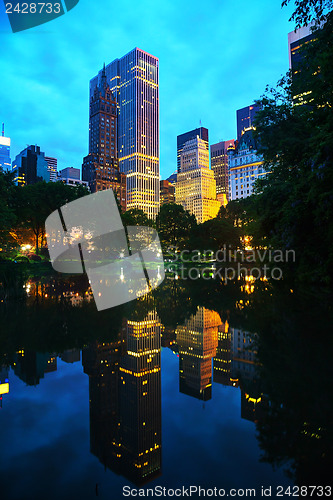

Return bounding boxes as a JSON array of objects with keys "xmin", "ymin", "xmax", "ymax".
[
  {"xmin": 176, "ymin": 307, "xmax": 220, "ymax": 401},
  {"xmin": 213, "ymin": 324, "xmax": 266, "ymax": 423},
  {"xmin": 83, "ymin": 310, "xmax": 162, "ymax": 485},
  {"xmin": 0, "ymin": 365, "xmax": 10, "ymax": 408},
  {"xmin": 12, "ymin": 350, "xmax": 57, "ymax": 386}
]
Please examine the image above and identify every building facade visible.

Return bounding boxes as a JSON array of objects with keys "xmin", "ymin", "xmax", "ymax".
[
  {"xmin": 90, "ymin": 49, "xmax": 160, "ymax": 219},
  {"xmin": 210, "ymin": 139, "xmax": 235, "ymax": 207},
  {"xmin": 228, "ymin": 128, "xmax": 266, "ymax": 201},
  {"xmin": 236, "ymin": 105, "xmax": 260, "ymax": 141},
  {"xmin": 0, "ymin": 124, "xmax": 11, "ymax": 172},
  {"xmin": 83, "ymin": 66, "xmax": 126, "ymax": 211},
  {"xmin": 57, "ymin": 167, "xmax": 89, "ymax": 189},
  {"xmin": 175, "ymin": 136, "xmax": 220, "ymax": 223},
  {"xmin": 177, "ymin": 127, "xmax": 208, "ymax": 173},
  {"xmin": 159, "ymin": 179, "xmax": 175, "ymax": 205},
  {"xmin": 45, "ymin": 156, "xmax": 57, "ymax": 182},
  {"xmin": 12, "ymin": 145, "xmax": 49, "ymax": 185},
  {"xmin": 288, "ymin": 23, "xmax": 318, "ymax": 106}
]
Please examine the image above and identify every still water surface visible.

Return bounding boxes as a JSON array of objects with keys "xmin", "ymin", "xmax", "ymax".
[{"xmin": 0, "ymin": 267, "xmax": 332, "ymax": 499}]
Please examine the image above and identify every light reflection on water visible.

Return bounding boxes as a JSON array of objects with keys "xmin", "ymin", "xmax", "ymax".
[{"xmin": 0, "ymin": 271, "xmax": 332, "ymax": 499}]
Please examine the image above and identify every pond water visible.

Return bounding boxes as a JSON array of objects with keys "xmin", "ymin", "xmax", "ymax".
[{"xmin": 0, "ymin": 266, "xmax": 332, "ymax": 499}]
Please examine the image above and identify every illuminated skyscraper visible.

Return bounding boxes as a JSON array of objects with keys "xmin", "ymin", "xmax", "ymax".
[
  {"xmin": 176, "ymin": 307, "xmax": 220, "ymax": 401},
  {"xmin": 236, "ymin": 104, "xmax": 260, "ymax": 141},
  {"xmin": 83, "ymin": 66, "xmax": 126, "ymax": 210},
  {"xmin": 210, "ymin": 139, "xmax": 235, "ymax": 207},
  {"xmin": 177, "ymin": 127, "xmax": 208, "ymax": 173},
  {"xmin": 90, "ymin": 49, "xmax": 160, "ymax": 219},
  {"xmin": 0, "ymin": 124, "xmax": 11, "ymax": 172},
  {"xmin": 175, "ymin": 136, "xmax": 220, "ymax": 223}
]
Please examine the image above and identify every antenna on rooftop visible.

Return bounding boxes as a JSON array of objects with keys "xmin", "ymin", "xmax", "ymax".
[{"xmin": 2, "ymin": 123, "xmax": 4, "ymax": 137}]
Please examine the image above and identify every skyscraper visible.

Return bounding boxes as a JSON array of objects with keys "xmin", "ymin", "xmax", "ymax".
[
  {"xmin": 210, "ymin": 139, "xmax": 235, "ymax": 207},
  {"xmin": 83, "ymin": 66, "xmax": 126, "ymax": 211},
  {"xmin": 288, "ymin": 23, "xmax": 318, "ymax": 106},
  {"xmin": 12, "ymin": 145, "xmax": 49, "ymax": 185},
  {"xmin": 175, "ymin": 135, "xmax": 220, "ymax": 223},
  {"xmin": 45, "ymin": 156, "xmax": 57, "ymax": 182},
  {"xmin": 0, "ymin": 124, "xmax": 11, "ymax": 172},
  {"xmin": 288, "ymin": 24, "xmax": 315, "ymax": 72},
  {"xmin": 90, "ymin": 49, "xmax": 160, "ymax": 219},
  {"xmin": 236, "ymin": 104, "xmax": 260, "ymax": 141},
  {"xmin": 177, "ymin": 127, "xmax": 208, "ymax": 173}
]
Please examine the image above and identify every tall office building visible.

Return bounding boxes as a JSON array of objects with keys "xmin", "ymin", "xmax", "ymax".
[
  {"xmin": 83, "ymin": 66, "xmax": 126, "ymax": 211},
  {"xmin": 288, "ymin": 23, "xmax": 316, "ymax": 71},
  {"xmin": 12, "ymin": 145, "xmax": 50, "ymax": 185},
  {"xmin": 176, "ymin": 307, "xmax": 220, "ymax": 401},
  {"xmin": 90, "ymin": 49, "xmax": 160, "ymax": 219},
  {"xmin": 45, "ymin": 156, "xmax": 57, "ymax": 182},
  {"xmin": 175, "ymin": 136, "xmax": 220, "ymax": 223},
  {"xmin": 159, "ymin": 179, "xmax": 175, "ymax": 205},
  {"xmin": 210, "ymin": 139, "xmax": 235, "ymax": 207},
  {"xmin": 236, "ymin": 104, "xmax": 260, "ymax": 141},
  {"xmin": 228, "ymin": 128, "xmax": 266, "ymax": 201},
  {"xmin": 177, "ymin": 127, "xmax": 208, "ymax": 173},
  {"xmin": 0, "ymin": 124, "xmax": 11, "ymax": 172},
  {"xmin": 288, "ymin": 23, "xmax": 318, "ymax": 106}
]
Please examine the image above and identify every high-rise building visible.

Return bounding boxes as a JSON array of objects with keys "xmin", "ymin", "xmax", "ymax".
[
  {"xmin": 176, "ymin": 307, "xmax": 220, "ymax": 401},
  {"xmin": 12, "ymin": 145, "xmax": 49, "ymax": 185},
  {"xmin": 177, "ymin": 127, "xmax": 208, "ymax": 173},
  {"xmin": 90, "ymin": 49, "xmax": 160, "ymax": 219},
  {"xmin": 45, "ymin": 156, "xmax": 57, "ymax": 182},
  {"xmin": 236, "ymin": 104, "xmax": 260, "ymax": 141},
  {"xmin": 288, "ymin": 24, "xmax": 316, "ymax": 72},
  {"xmin": 83, "ymin": 66, "xmax": 126, "ymax": 211},
  {"xmin": 228, "ymin": 128, "xmax": 266, "ymax": 201},
  {"xmin": 160, "ymin": 179, "xmax": 175, "ymax": 205},
  {"xmin": 210, "ymin": 139, "xmax": 235, "ymax": 207},
  {"xmin": 0, "ymin": 124, "xmax": 11, "ymax": 172},
  {"xmin": 288, "ymin": 23, "xmax": 318, "ymax": 106},
  {"xmin": 175, "ymin": 135, "xmax": 220, "ymax": 223}
]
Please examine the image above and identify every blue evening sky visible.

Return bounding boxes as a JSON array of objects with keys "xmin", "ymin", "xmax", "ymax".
[{"xmin": 0, "ymin": 0, "xmax": 295, "ymax": 179}]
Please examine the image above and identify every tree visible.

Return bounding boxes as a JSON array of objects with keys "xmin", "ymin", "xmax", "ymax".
[
  {"xmin": 282, "ymin": 0, "xmax": 333, "ymax": 27},
  {"xmin": 156, "ymin": 203, "xmax": 197, "ymax": 250},
  {"xmin": 252, "ymin": 11, "xmax": 333, "ymax": 283},
  {"xmin": 15, "ymin": 181, "xmax": 89, "ymax": 254},
  {"xmin": 0, "ymin": 171, "xmax": 17, "ymax": 230},
  {"xmin": 189, "ymin": 217, "xmax": 240, "ymax": 253},
  {"xmin": 121, "ymin": 208, "xmax": 154, "ymax": 227}
]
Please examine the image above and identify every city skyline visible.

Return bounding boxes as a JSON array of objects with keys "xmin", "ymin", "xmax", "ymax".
[{"xmin": 0, "ymin": 0, "xmax": 295, "ymax": 179}]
